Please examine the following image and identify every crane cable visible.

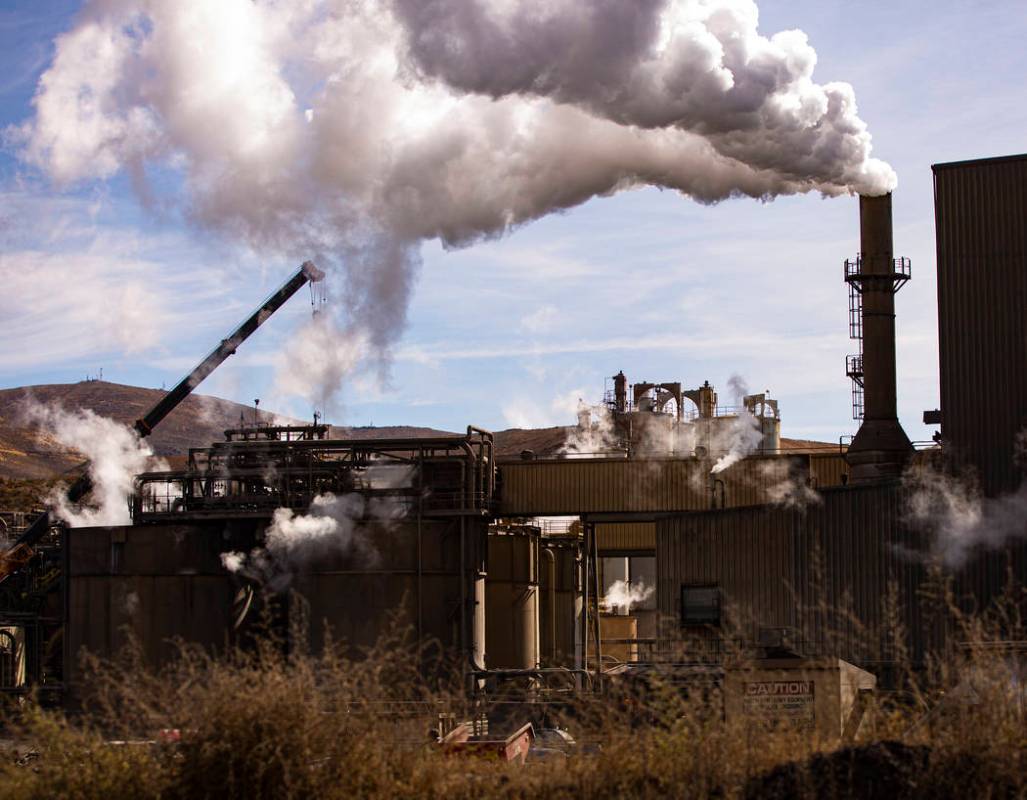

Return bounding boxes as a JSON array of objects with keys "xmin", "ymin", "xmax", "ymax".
[{"xmin": 308, "ymin": 272, "xmax": 330, "ymax": 427}]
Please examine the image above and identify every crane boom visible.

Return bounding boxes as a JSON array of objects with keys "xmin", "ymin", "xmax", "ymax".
[
  {"xmin": 9, "ymin": 260, "xmax": 324, "ymax": 551},
  {"xmin": 135, "ymin": 260, "xmax": 323, "ymax": 435}
]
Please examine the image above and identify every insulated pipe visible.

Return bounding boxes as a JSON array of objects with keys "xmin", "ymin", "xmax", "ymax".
[{"xmin": 541, "ymin": 546, "xmax": 557, "ymax": 664}]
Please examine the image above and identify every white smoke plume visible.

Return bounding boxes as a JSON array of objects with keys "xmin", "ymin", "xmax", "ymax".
[
  {"xmin": 635, "ymin": 412, "xmax": 696, "ymax": 458},
  {"xmin": 222, "ymin": 464, "xmax": 414, "ymax": 587},
  {"xmin": 710, "ymin": 374, "xmax": 763, "ymax": 473},
  {"xmin": 602, "ymin": 579, "xmax": 655, "ymax": 615},
  {"xmin": 25, "ymin": 404, "xmax": 161, "ymax": 527},
  {"xmin": 15, "ymin": 1, "xmax": 894, "ymax": 407},
  {"xmin": 560, "ymin": 402, "xmax": 621, "ymax": 457},
  {"xmin": 759, "ymin": 459, "xmax": 821, "ymax": 510},
  {"xmin": 709, "ymin": 411, "xmax": 763, "ymax": 473},
  {"xmin": 904, "ymin": 460, "xmax": 1027, "ymax": 569}
]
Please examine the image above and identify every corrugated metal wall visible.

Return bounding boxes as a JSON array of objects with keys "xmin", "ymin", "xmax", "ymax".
[
  {"xmin": 934, "ymin": 154, "xmax": 1027, "ymax": 497},
  {"xmin": 65, "ymin": 518, "xmax": 481, "ymax": 700},
  {"xmin": 657, "ymin": 483, "xmax": 1027, "ymax": 670},
  {"xmin": 66, "ymin": 524, "xmax": 244, "ymax": 699},
  {"xmin": 499, "ymin": 454, "xmax": 846, "ymax": 516},
  {"xmin": 596, "ymin": 522, "xmax": 656, "ymax": 552},
  {"xmin": 810, "ymin": 453, "xmax": 849, "ymax": 489}
]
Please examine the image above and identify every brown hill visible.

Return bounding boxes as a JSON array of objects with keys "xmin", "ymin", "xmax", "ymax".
[
  {"xmin": 0, "ymin": 381, "xmax": 468, "ymax": 480},
  {"xmin": 0, "ymin": 381, "xmax": 836, "ymax": 481},
  {"xmin": 0, "ymin": 381, "xmax": 284, "ymax": 479}
]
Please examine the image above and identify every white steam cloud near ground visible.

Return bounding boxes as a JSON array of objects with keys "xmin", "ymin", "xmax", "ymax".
[
  {"xmin": 23, "ymin": 404, "xmax": 162, "ymax": 528},
  {"xmin": 12, "ymin": 0, "xmax": 895, "ymax": 409},
  {"xmin": 221, "ymin": 465, "xmax": 414, "ymax": 588},
  {"xmin": 904, "ymin": 456, "xmax": 1027, "ymax": 569}
]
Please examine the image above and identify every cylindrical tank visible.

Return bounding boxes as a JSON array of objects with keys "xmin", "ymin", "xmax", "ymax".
[
  {"xmin": 485, "ymin": 527, "xmax": 539, "ymax": 670},
  {"xmin": 760, "ymin": 417, "xmax": 781, "ymax": 453},
  {"xmin": 540, "ymin": 537, "xmax": 581, "ymax": 669}
]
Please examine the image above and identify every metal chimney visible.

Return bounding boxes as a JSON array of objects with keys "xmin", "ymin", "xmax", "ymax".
[
  {"xmin": 844, "ymin": 193, "xmax": 913, "ymax": 482},
  {"xmin": 613, "ymin": 371, "xmax": 628, "ymax": 413}
]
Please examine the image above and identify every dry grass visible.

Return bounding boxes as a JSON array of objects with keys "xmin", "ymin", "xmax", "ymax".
[{"xmin": 2, "ymin": 599, "xmax": 1026, "ymax": 799}]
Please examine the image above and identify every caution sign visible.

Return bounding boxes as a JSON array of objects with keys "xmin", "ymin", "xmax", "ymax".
[{"xmin": 742, "ymin": 680, "xmax": 815, "ymax": 727}]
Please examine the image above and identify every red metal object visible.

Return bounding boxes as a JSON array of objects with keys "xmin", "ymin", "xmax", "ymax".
[{"xmin": 441, "ymin": 722, "xmax": 535, "ymax": 764}]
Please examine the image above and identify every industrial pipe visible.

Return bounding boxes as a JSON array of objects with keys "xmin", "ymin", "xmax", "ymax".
[
  {"xmin": 541, "ymin": 546, "xmax": 557, "ymax": 664},
  {"xmin": 845, "ymin": 194, "xmax": 913, "ymax": 482}
]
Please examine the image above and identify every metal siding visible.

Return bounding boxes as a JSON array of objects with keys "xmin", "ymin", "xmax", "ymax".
[
  {"xmin": 66, "ymin": 518, "xmax": 480, "ymax": 696},
  {"xmin": 657, "ymin": 485, "xmax": 939, "ymax": 668},
  {"xmin": 809, "ymin": 454, "xmax": 849, "ymax": 489},
  {"xmin": 933, "ymin": 155, "xmax": 1027, "ymax": 497},
  {"xmin": 596, "ymin": 523, "xmax": 656, "ymax": 552},
  {"xmin": 657, "ymin": 507, "xmax": 803, "ymax": 643},
  {"xmin": 498, "ymin": 455, "xmax": 811, "ymax": 516}
]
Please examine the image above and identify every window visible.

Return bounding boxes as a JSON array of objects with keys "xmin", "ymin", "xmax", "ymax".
[
  {"xmin": 600, "ymin": 555, "xmax": 657, "ymax": 612},
  {"xmin": 680, "ymin": 584, "xmax": 721, "ymax": 626}
]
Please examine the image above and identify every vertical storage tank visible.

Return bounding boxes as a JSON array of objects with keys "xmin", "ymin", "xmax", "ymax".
[{"xmin": 485, "ymin": 527, "xmax": 540, "ymax": 670}]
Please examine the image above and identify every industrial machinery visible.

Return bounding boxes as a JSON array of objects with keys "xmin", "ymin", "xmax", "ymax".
[
  {"xmin": 0, "ymin": 260, "xmax": 324, "ymax": 699},
  {"xmin": 595, "ymin": 371, "xmax": 782, "ymax": 458}
]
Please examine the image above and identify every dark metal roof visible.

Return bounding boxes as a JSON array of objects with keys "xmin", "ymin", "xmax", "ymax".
[{"xmin": 932, "ymin": 153, "xmax": 1027, "ymax": 172}]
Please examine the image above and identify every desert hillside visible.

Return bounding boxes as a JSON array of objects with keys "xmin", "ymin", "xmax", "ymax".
[
  {"xmin": 0, "ymin": 380, "xmax": 832, "ymax": 483},
  {"xmin": 0, "ymin": 381, "xmax": 569, "ymax": 481}
]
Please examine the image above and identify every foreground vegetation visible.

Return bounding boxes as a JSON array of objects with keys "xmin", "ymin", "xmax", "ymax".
[{"xmin": 2, "ymin": 607, "xmax": 1026, "ymax": 800}]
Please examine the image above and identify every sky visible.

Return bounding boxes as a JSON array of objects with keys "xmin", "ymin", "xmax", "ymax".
[{"xmin": 1, "ymin": 1, "xmax": 1025, "ymax": 444}]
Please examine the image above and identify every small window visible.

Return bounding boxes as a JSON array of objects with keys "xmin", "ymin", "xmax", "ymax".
[{"xmin": 681, "ymin": 584, "xmax": 721, "ymax": 626}]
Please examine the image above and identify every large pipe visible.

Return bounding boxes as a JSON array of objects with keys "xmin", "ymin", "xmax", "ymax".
[
  {"xmin": 541, "ymin": 546, "xmax": 557, "ymax": 664},
  {"xmin": 845, "ymin": 194, "xmax": 913, "ymax": 481}
]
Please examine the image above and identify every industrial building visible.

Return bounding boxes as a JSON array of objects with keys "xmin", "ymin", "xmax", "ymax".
[{"xmin": 1, "ymin": 155, "xmax": 1025, "ymax": 717}]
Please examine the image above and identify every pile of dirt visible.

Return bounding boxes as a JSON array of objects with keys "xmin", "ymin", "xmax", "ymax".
[{"xmin": 744, "ymin": 741, "xmax": 1014, "ymax": 800}]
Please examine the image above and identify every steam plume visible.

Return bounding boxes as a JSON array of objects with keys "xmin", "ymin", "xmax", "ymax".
[
  {"xmin": 16, "ymin": 1, "xmax": 894, "ymax": 406},
  {"xmin": 904, "ymin": 459, "xmax": 1027, "ymax": 569},
  {"xmin": 560, "ymin": 403, "xmax": 621, "ymax": 457},
  {"xmin": 25, "ymin": 404, "xmax": 161, "ymax": 527},
  {"xmin": 710, "ymin": 374, "xmax": 762, "ymax": 473},
  {"xmin": 602, "ymin": 579, "xmax": 655, "ymax": 614},
  {"xmin": 222, "ymin": 465, "xmax": 414, "ymax": 587},
  {"xmin": 759, "ymin": 459, "xmax": 821, "ymax": 510}
]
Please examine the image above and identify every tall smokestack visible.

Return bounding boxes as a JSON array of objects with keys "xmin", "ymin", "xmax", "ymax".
[
  {"xmin": 614, "ymin": 371, "xmax": 628, "ymax": 414},
  {"xmin": 845, "ymin": 193, "xmax": 913, "ymax": 482}
]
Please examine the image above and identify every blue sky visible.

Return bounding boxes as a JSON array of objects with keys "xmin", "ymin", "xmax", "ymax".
[{"xmin": 1, "ymin": 1, "xmax": 1025, "ymax": 443}]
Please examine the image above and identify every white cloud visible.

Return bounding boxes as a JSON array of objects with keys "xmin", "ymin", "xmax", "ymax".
[
  {"xmin": 519, "ymin": 304, "xmax": 558, "ymax": 334},
  {"xmin": 502, "ymin": 386, "xmax": 584, "ymax": 429}
]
